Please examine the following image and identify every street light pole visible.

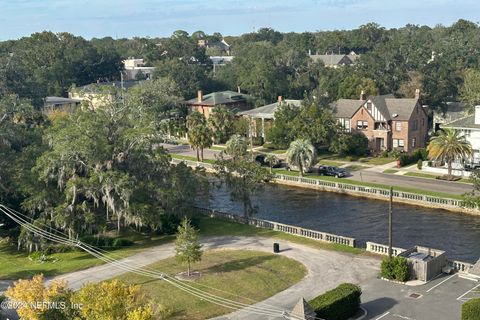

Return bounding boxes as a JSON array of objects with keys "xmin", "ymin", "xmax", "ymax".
[{"xmin": 388, "ymin": 186, "xmax": 393, "ymax": 258}]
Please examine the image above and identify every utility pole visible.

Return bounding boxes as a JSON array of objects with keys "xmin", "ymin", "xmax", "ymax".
[{"xmin": 388, "ymin": 186, "xmax": 393, "ymax": 258}]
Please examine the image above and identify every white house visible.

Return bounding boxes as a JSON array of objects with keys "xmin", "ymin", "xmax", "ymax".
[
  {"xmin": 122, "ymin": 58, "xmax": 155, "ymax": 80},
  {"xmin": 442, "ymin": 105, "xmax": 480, "ymax": 163}
]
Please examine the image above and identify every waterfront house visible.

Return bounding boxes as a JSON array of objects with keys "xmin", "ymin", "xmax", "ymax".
[
  {"xmin": 332, "ymin": 90, "xmax": 429, "ymax": 153},
  {"xmin": 185, "ymin": 90, "xmax": 251, "ymax": 119},
  {"xmin": 238, "ymin": 96, "xmax": 302, "ymax": 139},
  {"xmin": 442, "ymin": 105, "xmax": 480, "ymax": 163}
]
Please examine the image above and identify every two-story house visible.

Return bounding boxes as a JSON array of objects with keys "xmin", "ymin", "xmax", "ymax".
[{"xmin": 332, "ymin": 90, "xmax": 428, "ymax": 153}]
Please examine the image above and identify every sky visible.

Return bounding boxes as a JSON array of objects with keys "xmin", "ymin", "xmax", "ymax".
[{"xmin": 1, "ymin": 0, "xmax": 479, "ymax": 40}]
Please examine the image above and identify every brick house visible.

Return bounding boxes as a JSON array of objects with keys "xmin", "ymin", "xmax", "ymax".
[
  {"xmin": 185, "ymin": 90, "xmax": 251, "ymax": 119},
  {"xmin": 332, "ymin": 90, "xmax": 428, "ymax": 153}
]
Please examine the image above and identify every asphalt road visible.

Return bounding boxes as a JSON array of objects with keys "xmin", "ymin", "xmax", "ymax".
[{"xmin": 350, "ymin": 170, "xmax": 473, "ymax": 195}]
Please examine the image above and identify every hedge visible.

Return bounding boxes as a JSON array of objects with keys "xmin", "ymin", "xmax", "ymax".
[
  {"xmin": 309, "ymin": 283, "xmax": 362, "ymax": 320},
  {"xmin": 398, "ymin": 148, "xmax": 428, "ymax": 167},
  {"xmin": 462, "ymin": 298, "xmax": 480, "ymax": 320},
  {"xmin": 380, "ymin": 256, "xmax": 409, "ymax": 282}
]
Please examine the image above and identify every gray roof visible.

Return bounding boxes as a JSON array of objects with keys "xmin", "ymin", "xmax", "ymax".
[
  {"xmin": 238, "ymin": 99, "xmax": 302, "ymax": 119},
  {"xmin": 45, "ymin": 96, "xmax": 81, "ymax": 105},
  {"xmin": 333, "ymin": 95, "xmax": 420, "ymax": 121},
  {"xmin": 332, "ymin": 99, "xmax": 363, "ymax": 118},
  {"xmin": 434, "ymin": 102, "xmax": 466, "ymax": 124},
  {"xmin": 443, "ymin": 115, "xmax": 480, "ymax": 129},
  {"xmin": 310, "ymin": 54, "xmax": 353, "ymax": 66},
  {"xmin": 385, "ymin": 98, "xmax": 419, "ymax": 121},
  {"xmin": 186, "ymin": 91, "xmax": 250, "ymax": 106}
]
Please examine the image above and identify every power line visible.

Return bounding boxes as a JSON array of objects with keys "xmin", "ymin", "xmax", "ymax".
[{"xmin": 0, "ymin": 205, "xmax": 309, "ymax": 319}]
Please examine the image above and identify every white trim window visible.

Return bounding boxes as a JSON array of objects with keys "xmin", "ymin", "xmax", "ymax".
[
  {"xmin": 395, "ymin": 122, "xmax": 402, "ymax": 131},
  {"xmin": 412, "ymin": 138, "xmax": 416, "ymax": 148}
]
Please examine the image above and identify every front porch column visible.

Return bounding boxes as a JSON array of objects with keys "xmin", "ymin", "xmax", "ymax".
[{"xmin": 261, "ymin": 117, "xmax": 265, "ymax": 138}]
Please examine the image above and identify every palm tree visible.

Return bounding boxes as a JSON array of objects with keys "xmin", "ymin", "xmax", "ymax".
[
  {"xmin": 225, "ymin": 134, "xmax": 248, "ymax": 159},
  {"xmin": 286, "ymin": 139, "xmax": 316, "ymax": 177},
  {"xmin": 186, "ymin": 111, "xmax": 212, "ymax": 161},
  {"xmin": 427, "ymin": 128, "xmax": 473, "ymax": 177},
  {"xmin": 265, "ymin": 154, "xmax": 278, "ymax": 173}
]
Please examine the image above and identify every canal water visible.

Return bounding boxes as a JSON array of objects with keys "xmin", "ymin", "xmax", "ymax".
[{"xmin": 201, "ymin": 182, "xmax": 480, "ymax": 263}]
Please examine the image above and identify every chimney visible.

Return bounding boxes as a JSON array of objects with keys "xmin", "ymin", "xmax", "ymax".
[
  {"xmin": 415, "ymin": 88, "xmax": 421, "ymax": 99},
  {"xmin": 197, "ymin": 90, "xmax": 203, "ymax": 103},
  {"xmin": 237, "ymin": 86, "xmax": 241, "ymax": 93},
  {"xmin": 277, "ymin": 95, "xmax": 283, "ymax": 102},
  {"xmin": 475, "ymin": 106, "xmax": 480, "ymax": 125},
  {"xmin": 360, "ymin": 90, "xmax": 366, "ymax": 100}
]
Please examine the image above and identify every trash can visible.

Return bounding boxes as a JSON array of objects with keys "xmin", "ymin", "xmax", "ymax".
[{"xmin": 273, "ymin": 243, "xmax": 280, "ymax": 253}]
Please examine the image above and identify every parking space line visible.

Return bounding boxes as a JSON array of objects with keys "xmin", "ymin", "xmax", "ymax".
[
  {"xmin": 425, "ymin": 274, "xmax": 457, "ymax": 293},
  {"xmin": 457, "ymin": 283, "xmax": 480, "ymax": 301},
  {"xmin": 376, "ymin": 312, "xmax": 390, "ymax": 320}
]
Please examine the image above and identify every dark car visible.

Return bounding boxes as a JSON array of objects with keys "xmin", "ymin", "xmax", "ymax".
[
  {"xmin": 464, "ymin": 162, "xmax": 480, "ymax": 171},
  {"xmin": 317, "ymin": 165, "xmax": 347, "ymax": 178},
  {"xmin": 255, "ymin": 154, "xmax": 283, "ymax": 168}
]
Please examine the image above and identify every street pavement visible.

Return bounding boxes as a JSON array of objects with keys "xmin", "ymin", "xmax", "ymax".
[{"xmin": 162, "ymin": 142, "xmax": 473, "ymax": 196}]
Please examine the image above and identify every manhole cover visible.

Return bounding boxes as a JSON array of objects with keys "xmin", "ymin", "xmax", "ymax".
[{"xmin": 409, "ymin": 293, "xmax": 421, "ymax": 299}]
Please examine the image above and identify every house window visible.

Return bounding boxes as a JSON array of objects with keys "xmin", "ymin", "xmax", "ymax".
[
  {"xmin": 412, "ymin": 138, "xmax": 416, "ymax": 148},
  {"xmin": 345, "ymin": 119, "xmax": 350, "ymax": 130},
  {"xmin": 464, "ymin": 130, "xmax": 471, "ymax": 137},
  {"xmin": 357, "ymin": 120, "xmax": 368, "ymax": 130},
  {"xmin": 395, "ymin": 122, "xmax": 402, "ymax": 131},
  {"xmin": 366, "ymin": 102, "xmax": 372, "ymax": 112},
  {"xmin": 393, "ymin": 139, "xmax": 405, "ymax": 148},
  {"xmin": 421, "ymin": 118, "xmax": 425, "ymax": 126}
]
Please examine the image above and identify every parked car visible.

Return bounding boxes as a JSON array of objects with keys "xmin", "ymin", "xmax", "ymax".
[
  {"xmin": 318, "ymin": 165, "xmax": 347, "ymax": 178},
  {"xmin": 464, "ymin": 162, "xmax": 480, "ymax": 171},
  {"xmin": 255, "ymin": 154, "xmax": 282, "ymax": 168}
]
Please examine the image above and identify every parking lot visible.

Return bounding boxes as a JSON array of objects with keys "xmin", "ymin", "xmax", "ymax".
[{"xmin": 362, "ymin": 274, "xmax": 480, "ymax": 320}]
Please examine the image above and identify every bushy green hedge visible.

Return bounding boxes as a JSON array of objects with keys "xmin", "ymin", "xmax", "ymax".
[
  {"xmin": 309, "ymin": 283, "xmax": 362, "ymax": 320},
  {"xmin": 381, "ymin": 256, "xmax": 409, "ymax": 282},
  {"xmin": 398, "ymin": 148, "xmax": 428, "ymax": 167},
  {"xmin": 462, "ymin": 298, "xmax": 480, "ymax": 320},
  {"xmin": 80, "ymin": 236, "xmax": 134, "ymax": 249}
]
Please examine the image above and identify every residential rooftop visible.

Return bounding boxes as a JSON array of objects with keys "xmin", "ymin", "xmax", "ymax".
[{"xmin": 186, "ymin": 90, "xmax": 250, "ymax": 106}]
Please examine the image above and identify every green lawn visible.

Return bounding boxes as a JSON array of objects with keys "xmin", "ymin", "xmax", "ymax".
[
  {"xmin": 317, "ymin": 152, "xmax": 396, "ymax": 166},
  {"xmin": 404, "ymin": 172, "xmax": 472, "ymax": 184},
  {"xmin": 170, "ymin": 153, "xmax": 215, "ymax": 164},
  {"xmin": 273, "ymin": 169, "xmax": 463, "ymax": 200},
  {"xmin": 118, "ymin": 250, "xmax": 307, "ymax": 320},
  {"xmin": 383, "ymin": 169, "xmax": 399, "ymax": 174},
  {"xmin": 256, "ymin": 148, "xmax": 287, "ymax": 154},
  {"xmin": 0, "ymin": 215, "xmax": 361, "ymax": 280}
]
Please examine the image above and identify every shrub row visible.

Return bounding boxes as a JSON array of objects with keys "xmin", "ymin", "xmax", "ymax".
[
  {"xmin": 462, "ymin": 298, "xmax": 480, "ymax": 320},
  {"xmin": 309, "ymin": 283, "xmax": 362, "ymax": 320},
  {"xmin": 380, "ymin": 256, "xmax": 409, "ymax": 282},
  {"xmin": 398, "ymin": 148, "xmax": 428, "ymax": 167},
  {"xmin": 80, "ymin": 236, "xmax": 134, "ymax": 249}
]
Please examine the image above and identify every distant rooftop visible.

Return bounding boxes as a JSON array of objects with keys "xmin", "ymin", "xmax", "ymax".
[
  {"xmin": 186, "ymin": 90, "xmax": 250, "ymax": 106},
  {"xmin": 45, "ymin": 96, "xmax": 81, "ymax": 105}
]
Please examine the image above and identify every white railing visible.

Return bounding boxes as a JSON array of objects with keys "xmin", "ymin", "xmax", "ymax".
[
  {"xmin": 447, "ymin": 259, "xmax": 473, "ymax": 273},
  {"xmin": 365, "ymin": 241, "xmax": 406, "ymax": 257},
  {"xmin": 274, "ymin": 173, "xmax": 468, "ymax": 211},
  {"xmin": 193, "ymin": 206, "xmax": 356, "ymax": 247}
]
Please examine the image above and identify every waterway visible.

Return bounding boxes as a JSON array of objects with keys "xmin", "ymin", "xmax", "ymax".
[{"xmin": 201, "ymin": 183, "xmax": 480, "ymax": 263}]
